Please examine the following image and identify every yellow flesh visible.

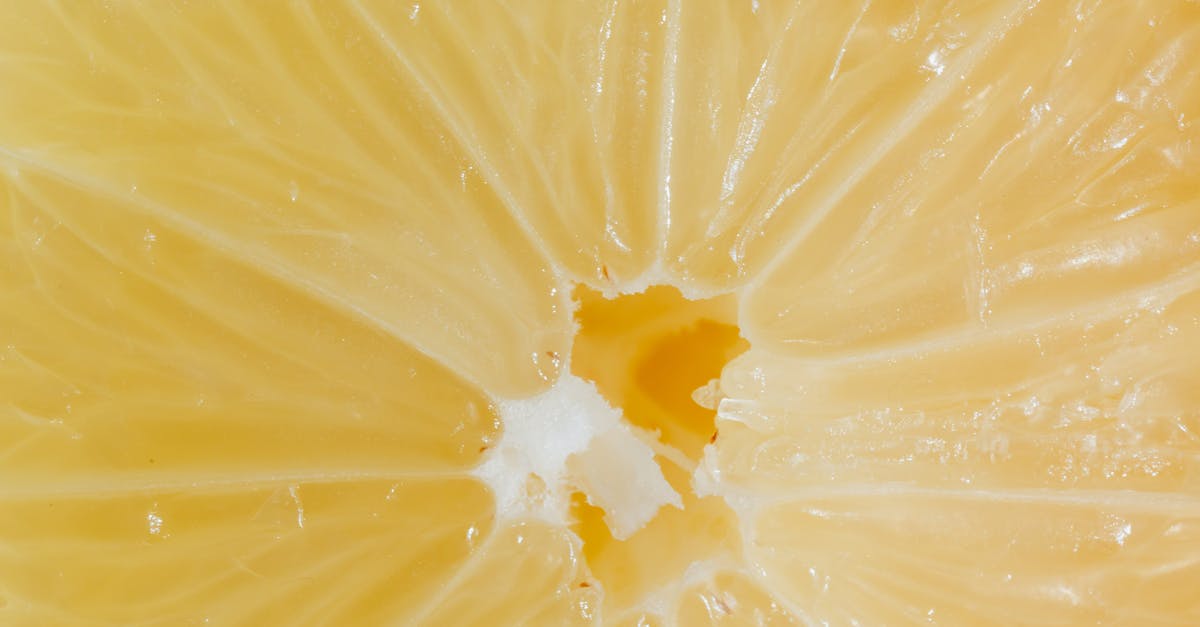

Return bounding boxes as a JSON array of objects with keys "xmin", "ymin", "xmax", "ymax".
[{"xmin": 1, "ymin": 1, "xmax": 1199, "ymax": 625}]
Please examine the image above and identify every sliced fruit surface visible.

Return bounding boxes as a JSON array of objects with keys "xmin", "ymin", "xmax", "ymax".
[{"xmin": 0, "ymin": 1, "xmax": 1198, "ymax": 625}]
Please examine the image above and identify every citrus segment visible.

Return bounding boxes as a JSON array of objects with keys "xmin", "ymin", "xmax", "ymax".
[
  {"xmin": 0, "ymin": 479, "xmax": 493, "ymax": 624},
  {"xmin": 741, "ymin": 1, "xmax": 1200, "ymax": 351},
  {"xmin": 0, "ymin": 1, "xmax": 573, "ymax": 397},
  {"xmin": 751, "ymin": 494, "xmax": 1200, "ymax": 624}
]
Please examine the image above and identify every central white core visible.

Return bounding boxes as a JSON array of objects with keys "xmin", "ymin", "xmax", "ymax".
[{"xmin": 472, "ymin": 373, "xmax": 682, "ymax": 539}]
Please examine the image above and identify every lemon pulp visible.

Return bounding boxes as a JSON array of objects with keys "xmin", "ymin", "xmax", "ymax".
[{"xmin": 1, "ymin": 1, "xmax": 1199, "ymax": 625}]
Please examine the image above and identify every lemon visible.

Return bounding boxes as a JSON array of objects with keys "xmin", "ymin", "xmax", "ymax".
[{"xmin": 2, "ymin": 1, "xmax": 1199, "ymax": 625}]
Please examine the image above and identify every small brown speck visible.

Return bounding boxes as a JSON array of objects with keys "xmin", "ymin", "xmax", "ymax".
[
  {"xmin": 479, "ymin": 446, "xmax": 490, "ymax": 453},
  {"xmin": 709, "ymin": 430, "xmax": 719, "ymax": 444},
  {"xmin": 578, "ymin": 581, "xmax": 591, "ymax": 588},
  {"xmin": 600, "ymin": 264, "xmax": 610, "ymax": 281}
]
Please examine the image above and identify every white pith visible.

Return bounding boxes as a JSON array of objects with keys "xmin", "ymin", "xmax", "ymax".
[{"xmin": 472, "ymin": 371, "xmax": 684, "ymax": 540}]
